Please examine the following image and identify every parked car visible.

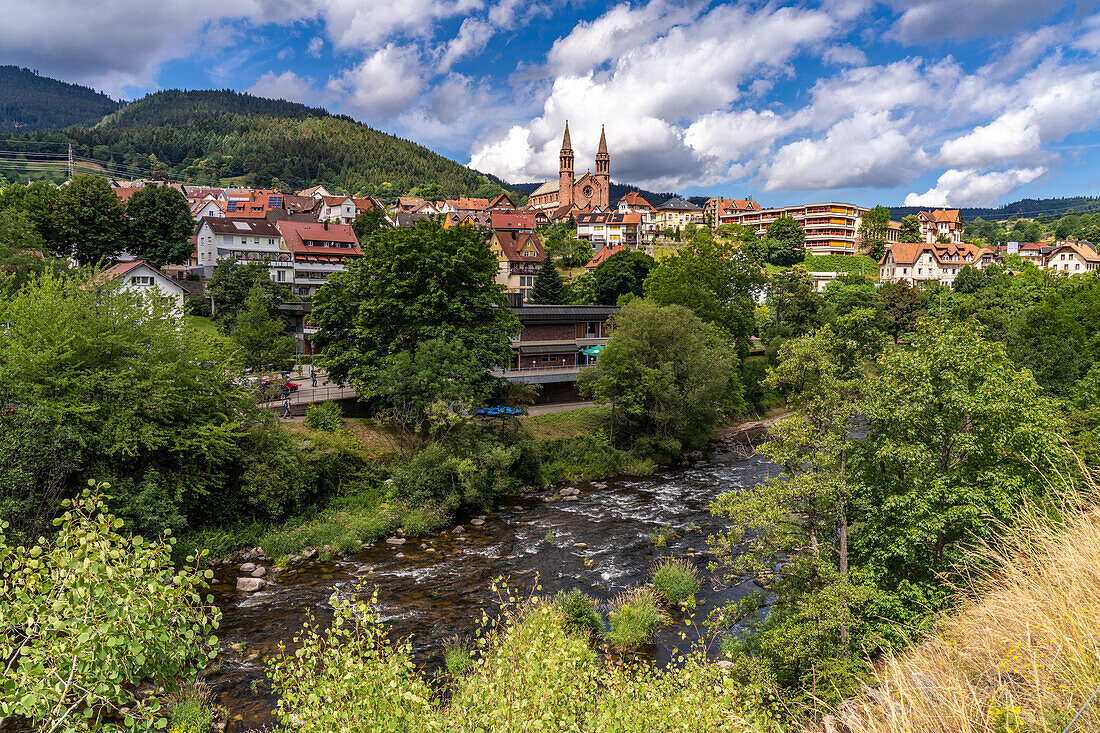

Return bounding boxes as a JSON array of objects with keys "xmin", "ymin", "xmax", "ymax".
[{"xmin": 262, "ymin": 377, "xmax": 299, "ymax": 396}]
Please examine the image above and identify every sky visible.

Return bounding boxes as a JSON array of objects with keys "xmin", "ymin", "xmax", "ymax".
[{"xmin": 4, "ymin": 1, "xmax": 1100, "ymax": 208}]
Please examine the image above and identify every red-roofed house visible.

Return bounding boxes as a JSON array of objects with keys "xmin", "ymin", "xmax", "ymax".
[
  {"xmin": 490, "ymin": 211, "xmax": 536, "ymax": 232},
  {"xmin": 879, "ymin": 241, "xmax": 990, "ymax": 285},
  {"xmin": 318, "ymin": 195, "xmax": 357, "ymax": 224},
  {"xmin": 1045, "ymin": 240, "xmax": 1100, "ymax": 274},
  {"xmin": 584, "ymin": 244, "xmax": 626, "ymax": 272},
  {"xmin": 918, "ymin": 209, "xmax": 963, "ymax": 244},
  {"xmin": 276, "ymin": 220, "xmax": 363, "ymax": 297},
  {"xmin": 489, "ymin": 229, "xmax": 545, "ymax": 301}
]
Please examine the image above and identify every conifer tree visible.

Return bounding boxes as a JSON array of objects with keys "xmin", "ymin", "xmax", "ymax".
[{"xmin": 529, "ymin": 258, "xmax": 566, "ymax": 304}]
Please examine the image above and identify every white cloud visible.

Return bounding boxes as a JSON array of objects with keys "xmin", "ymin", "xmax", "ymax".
[
  {"xmin": 326, "ymin": 45, "xmax": 424, "ymax": 118},
  {"xmin": 765, "ymin": 111, "xmax": 925, "ymax": 191},
  {"xmin": 306, "ymin": 37, "xmax": 323, "ymax": 58},
  {"xmin": 903, "ymin": 167, "xmax": 1045, "ymax": 207},
  {"xmin": 822, "ymin": 44, "xmax": 868, "ymax": 66},
  {"xmin": 315, "ymin": 0, "xmax": 482, "ymax": 50},
  {"xmin": 247, "ymin": 71, "xmax": 323, "ymax": 106},
  {"xmin": 440, "ymin": 18, "xmax": 494, "ymax": 71},
  {"xmin": 886, "ymin": 0, "xmax": 1075, "ymax": 42}
]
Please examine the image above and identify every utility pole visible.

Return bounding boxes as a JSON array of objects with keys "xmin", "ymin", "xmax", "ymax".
[{"xmin": 67, "ymin": 143, "xmax": 73, "ymax": 180}]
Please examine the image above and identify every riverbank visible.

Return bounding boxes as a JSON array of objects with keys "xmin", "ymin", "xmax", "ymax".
[{"xmin": 179, "ymin": 406, "xmax": 782, "ymax": 568}]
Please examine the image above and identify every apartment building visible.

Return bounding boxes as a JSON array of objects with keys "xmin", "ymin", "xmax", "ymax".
[
  {"xmin": 195, "ymin": 217, "xmax": 294, "ymax": 283},
  {"xmin": 704, "ymin": 197, "xmax": 760, "ymax": 228},
  {"xmin": 919, "ymin": 209, "xmax": 963, "ymax": 244},
  {"xmin": 720, "ymin": 202, "xmax": 869, "ymax": 255},
  {"xmin": 655, "ymin": 197, "xmax": 704, "ymax": 230},
  {"xmin": 1045, "ymin": 241, "xmax": 1100, "ymax": 274},
  {"xmin": 617, "ymin": 192, "xmax": 658, "ymax": 239},
  {"xmin": 575, "ymin": 211, "xmax": 643, "ymax": 248},
  {"xmin": 276, "ymin": 220, "xmax": 363, "ymax": 297},
  {"xmin": 489, "ymin": 229, "xmax": 545, "ymax": 301},
  {"xmin": 879, "ymin": 241, "xmax": 991, "ymax": 286}
]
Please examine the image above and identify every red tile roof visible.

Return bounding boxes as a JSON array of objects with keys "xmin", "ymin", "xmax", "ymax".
[
  {"xmin": 492, "ymin": 230, "xmax": 545, "ymax": 262},
  {"xmin": 490, "ymin": 211, "xmax": 536, "ymax": 230},
  {"xmin": 276, "ymin": 220, "xmax": 363, "ymax": 256},
  {"xmin": 617, "ymin": 191, "xmax": 654, "ymax": 210},
  {"xmin": 585, "ymin": 244, "xmax": 626, "ymax": 269}
]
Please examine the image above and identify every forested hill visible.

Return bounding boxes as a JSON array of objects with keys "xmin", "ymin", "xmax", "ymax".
[
  {"xmin": 890, "ymin": 196, "xmax": 1100, "ymax": 221},
  {"xmin": 0, "ymin": 65, "xmax": 119, "ymax": 132},
  {"xmin": 0, "ymin": 88, "xmax": 512, "ymax": 197}
]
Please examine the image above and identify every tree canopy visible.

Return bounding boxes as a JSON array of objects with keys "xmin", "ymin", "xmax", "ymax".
[
  {"xmin": 124, "ymin": 184, "xmax": 194, "ymax": 267},
  {"xmin": 591, "ymin": 249, "xmax": 654, "ymax": 305}
]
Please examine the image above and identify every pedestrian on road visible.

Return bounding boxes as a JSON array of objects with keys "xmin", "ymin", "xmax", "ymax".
[
  {"xmin": 310, "ymin": 368, "xmax": 317, "ymax": 387},
  {"xmin": 282, "ymin": 398, "xmax": 291, "ymax": 419}
]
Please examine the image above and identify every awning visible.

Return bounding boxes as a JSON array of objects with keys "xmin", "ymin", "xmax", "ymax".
[
  {"xmin": 517, "ymin": 344, "xmax": 579, "ymax": 356},
  {"xmin": 582, "ymin": 344, "xmax": 605, "ymax": 356}
]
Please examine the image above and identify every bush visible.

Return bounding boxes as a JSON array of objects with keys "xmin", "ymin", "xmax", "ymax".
[
  {"xmin": 554, "ymin": 588, "xmax": 604, "ymax": 639},
  {"xmin": 652, "ymin": 557, "xmax": 700, "ymax": 605},
  {"xmin": 605, "ymin": 588, "xmax": 667, "ymax": 648},
  {"xmin": 184, "ymin": 293, "xmax": 211, "ymax": 317},
  {"xmin": 443, "ymin": 637, "xmax": 474, "ymax": 677},
  {"xmin": 305, "ymin": 401, "xmax": 344, "ymax": 431},
  {"xmin": 167, "ymin": 682, "xmax": 215, "ymax": 733},
  {"xmin": 540, "ymin": 434, "xmax": 632, "ymax": 484}
]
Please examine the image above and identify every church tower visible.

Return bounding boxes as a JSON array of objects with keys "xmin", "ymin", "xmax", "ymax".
[
  {"xmin": 595, "ymin": 125, "xmax": 610, "ymax": 205},
  {"xmin": 559, "ymin": 121, "xmax": 574, "ymax": 209}
]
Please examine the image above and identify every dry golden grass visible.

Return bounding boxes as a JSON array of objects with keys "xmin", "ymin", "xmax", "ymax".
[
  {"xmin": 824, "ymin": 484, "xmax": 1100, "ymax": 733},
  {"xmin": 286, "ymin": 418, "xmax": 416, "ymax": 462}
]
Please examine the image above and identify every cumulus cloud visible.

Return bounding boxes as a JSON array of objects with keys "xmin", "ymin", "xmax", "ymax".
[
  {"xmin": 885, "ymin": 0, "xmax": 1075, "ymax": 42},
  {"xmin": 822, "ymin": 44, "xmax": 868, "ymax": 66},
  {"xmin": 315, "ymin": 0, "xmax": 482, "ymax": 50},
  {"xmin": 440, "ymin": 18, "xmax": 494, "ymax": 71},
  {"xmin": 247, "ymin": 71, "xmax": 323, "ymax": 106},
  {"xmin": 326, "ymin": 45, "xmax": 424, "ymax": 118},
  {"xmin": 306, "ymin": 37, "xmax": 323, "ymax": 58},
  {"xmin": 903, "ymin": 167, "xmax": 1045, "ymax": 206}
]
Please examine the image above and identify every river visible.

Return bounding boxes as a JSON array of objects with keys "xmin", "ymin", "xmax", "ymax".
[{"xmin": 203, "ymin": 442, "xmax": 779, "ymax": 730}]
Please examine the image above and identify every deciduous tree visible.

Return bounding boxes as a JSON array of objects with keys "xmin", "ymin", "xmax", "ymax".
[
  {"xmin": 125, "ymin": 184, "xmax": 195, "ymax": 267},
  {"xmin": 57, "ymin": 174, "xmax": 126, "ymax": 264}
]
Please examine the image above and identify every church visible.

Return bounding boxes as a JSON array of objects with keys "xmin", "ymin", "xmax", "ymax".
[{"xmin": 528, "ymin": 122, "xmax": 610, "ymax": 212}]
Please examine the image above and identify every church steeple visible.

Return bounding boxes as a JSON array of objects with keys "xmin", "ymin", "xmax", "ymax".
[
  {"xmin": 559, "ymin": 120, "xmax": 574, "ymax": 209},
  {"xmin": 595, "ymin": 124, "xmax": 610, "ymax": 195}
]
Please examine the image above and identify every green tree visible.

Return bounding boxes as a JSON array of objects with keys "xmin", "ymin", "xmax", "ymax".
[
  {"xmin": 567, "ymin": 271, "xmax": 597, "ymax": 305},
  {"xmin": 857, "ymin": 205, "xmax": 890, "ymax": 260},
  {"xmin": 377, "ymin": 338, "xmax": 490, "ymax": 436},
  {"xmin": 0, "ymin": 181, "xmax": 62, "ymax": 254},
  {"xmin": 878, "ymin": 279, "xmax": 924, "ymax": 342},
  {"xmin": 591, "ymin": 249, "xmax": 654, "ymax": 305},
  {"xmin": 856, "ymin": 319, "xmax": 1071, "ymax": 616},
  {"xmin": 765, "ymin": 215, "xmax": 805, "ymax": 265},
  {"xmin": 233, "ymin": 281, "xmax": 296, "ymax": 370},
  {"xmin": 767, "ymin": 266, "xmax": 825, "ymax": 338},
  {"xmin": 352, "ymin": 207, "xmax": 388, "ymax": 243},
  {"xmin": 951, "ymin": 264, "xmax": 987, "ymax": 293},
  {"xmin": 899, "ymin": 214, "xmax": 922, "ymax": 243},
  {"xmin": 125, "ymin": 184, "xmax": 195, "ymax": 267},
  {"xmin": 311, "ymin": 221, "xmax": 519, "ymax": 396},
  {"xmin": 0, "ymin": 486, "xmax": 220, "ymax": 733},
  {"xmin": 57, "ymin": 175, "xmax": 126, "ymax": 264},
  {"xmin": 529, "ymin": 258, "xmax": 567, "ymax": 304},
  {"xmin": 642, "ymin": 237, "xmax": 761, "ymax": 352},
  {"xmin": 712, "ymin": 326, "xmax": 873, "ymax": 709},
  {"xmin": 206, "ymin": 259, "xmax": 291, "ymax": 328},
  {"xmin": 580, "ymin": 299, "xmax": 744, "ymax": 456},
  {"xmin": 0, "ymin": 272, "xmax": 247, "ymax": 538}
]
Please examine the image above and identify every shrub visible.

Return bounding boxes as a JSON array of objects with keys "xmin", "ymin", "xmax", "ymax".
[
  {"xmin": 540, "ymin": 434, "xmax": 631, "ymax": 483},
  {"xmin": 0, "ymin": 485, "xmax": 220, "ymax": 733},
  {"xmin": 650, "ymin": 523, "xmax": 678, "ymax": 547},
  {"xmin": 554, "ymin": 588, "xmax": 604, "ymax": 639},
  {"xmin": 444, "ymin": 637, "xmax": 474, "ymax": 677},
  {"xmin": 305, "ymin": 401, "xmax": 344, "ymax": 432},
  {"xmin": 167, "ymin": 682, "xmax": 215, "ymax": 733},
  {"xmin": 605, "ymin": 588, "xmax": 667, "ymax": 648},
  {"xmin": 652, "ymin": 558, "xmax": 700, "ymax": 605}
]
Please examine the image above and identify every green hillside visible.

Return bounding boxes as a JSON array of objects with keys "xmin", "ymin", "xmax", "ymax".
[
  {"xmin": 0, "ymin": 88, "xmax": 510, "ymax": 198},
  {"xmin": 0, "ymin": 65, "xmax": 119, "ymax": 133}
]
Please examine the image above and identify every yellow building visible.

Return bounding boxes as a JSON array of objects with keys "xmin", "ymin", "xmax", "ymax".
[{"xmin": 655, "ymin": 197, "xmax": 704, "ymax": 231}]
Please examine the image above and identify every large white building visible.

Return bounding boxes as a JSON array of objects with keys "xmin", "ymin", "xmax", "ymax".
[{"xmin": 195, "ymin": 217, "xmax": 294, "ymax": 284}]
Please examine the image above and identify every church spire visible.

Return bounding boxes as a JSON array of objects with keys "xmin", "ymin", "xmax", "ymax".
[
  {"xmin": 561, "ymin": 120, "xmax": 573, "ymax": 152},
  {"xmin": 597, "ymin": 125, "xmax": 608, "ymax": 156},
  {"xmin": 595, "ymin": 124, "xmax": 610, "ymax": 185}
]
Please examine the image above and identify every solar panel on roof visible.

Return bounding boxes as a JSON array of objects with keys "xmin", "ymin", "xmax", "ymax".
[{"xmin": 232, "ymin": 221, "xmax": 251, "ymax": 231}]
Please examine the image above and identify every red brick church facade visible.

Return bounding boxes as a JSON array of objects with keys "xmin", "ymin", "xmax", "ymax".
[{"xmin": 529, "ymin": 122, "xmax": 610, "ymax": 211}]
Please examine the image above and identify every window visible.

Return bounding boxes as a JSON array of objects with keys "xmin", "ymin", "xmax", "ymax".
[
  {"xmin": 129, "ymin": 275, "xmax": 154, "ymax": 286},
  {"xmin": 276, "ymin": 270, "xmax": 286, "ymax": 282},
  {"xmin": 584, "ymin": 321, "xmax": 599, "ymax": 338},
  {"xmin": 1061, "ymin": 253, "xmax": 1066, "ymax": 260}
]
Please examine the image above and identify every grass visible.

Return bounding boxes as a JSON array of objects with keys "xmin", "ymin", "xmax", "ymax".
[
  {"xmin": 520, "ymin": 405, "xmax": 611, "ymax": 441},
  {"xmin": 651, "ymin": 557, "xmax": 700, "ymax": 605},
  {"xmin": 443, "ymin": 637, "xmax": 474, "ymax": 677},
  {"xmin": 826, "ymin": 485, "xmax": 1100, "ymax": 733},
  {"xmin": 324, "ymin": 418, "xmax": 416, "ymax": 463},
  {"xmin": 605, "ymin": 588, "xmax": 667, "ymax": 649},
  {"xmin": 167, "ymin": 682, "xmax": 215, "ymax": 733},
  {"xmin": 185, "ymin": 314, "xmax": 220, "ymax": 339},
  {"xmin": 553, "ymin": 589, "xmax": 604, "ymax": 640},
  {"xmin": 544, "ymin": 531, "xmax": 555, "ymax": 544}
]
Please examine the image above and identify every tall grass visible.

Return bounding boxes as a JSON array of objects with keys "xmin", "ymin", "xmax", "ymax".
[
  {"xmin": 825, "ymin": 484, "xmax": 1100, "ymax": 733},
  {"xmin": 652, "ymin": 557, "xmax": 699, "ymax": 605},
  {"xmin": 605, "ymin": 588, "xmax": 668, "ymax": 649}
]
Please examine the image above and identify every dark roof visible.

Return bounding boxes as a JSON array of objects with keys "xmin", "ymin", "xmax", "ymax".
[
  {"xmin": 517, "ymin": 344, "xmax": 583, "ymax": 355},
  {"xmin": 657, "ymin": 197, "xmax": 702, "ymax": 211},
  {"xmin": 394, "ymin": 211, "xmax": 435, "ymax": 227},
  {"xmin": 509, "ymin": 304, "xmax": 619, "ymax": 323},
  {"xmin": 200, "ymin": 217, "xmax": 282, "ymax": 237}
]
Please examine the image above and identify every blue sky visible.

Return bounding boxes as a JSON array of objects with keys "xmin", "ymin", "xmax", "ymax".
[{"xmin": 4, "ymin": 0, "xmax": 1100, "ymax": 208}]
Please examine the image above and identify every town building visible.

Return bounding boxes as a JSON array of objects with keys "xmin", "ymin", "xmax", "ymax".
[
  {"xmin": 616, "ymin": 192, "xmax": 658, "ymax": 240},
  {"xmin": 297, "ymin": 185, "xmax": 333, "ymax": 199},
  {"xmin": 528, "ymin": 122, "xmax": 610, "ymax": 212},
  {"xmin": 575, "ymin": 211, "xmax": 643, "ymax": 248},
  {"xmin": 584, "ymin": 244, "xmax": 626, "ymax": 272},
  {"xmin": 720, "ymin": 202, "xmax": 870, "ymax": 255},
  {"xmin": 496, "ymin": 304, "xmax": 619, "ymax": 403},
  {"xmin": 99, "ymin": 260, "xmax": 190, "ymax": 312},
  {"xmin": 276, "ymin": 220, "xmax": 363, "ymax": 298},
  {"xmin": 317, "ymin": 196, "xmax": 358, "ymax": 224},
  {"xmin": 195, "ymin": 217, "xmax": 293, "ymax": 283},
  {"xmin": 704, "ymin": 198, "xmax": 761, "ymax": 228},
  {"xmin": 919, "ymin": 209, "xmax": 963, "ymax": 244},
  {"xmin": 489, "ymin": 228, "xmax": 545, "ymax": 301},
  {"xmin": 490, "ymin": 210, "xmax": 537, "ymax": 231},
  {"xmin": 190, "ymin": 199, "xmax": 224, "ymax": 221},
  {"xmin": 1045, "ymin": 240, "xmax": 1100, "ymax": 274},
  {"xmin": 878, "ymin": 241, "xmax": 989, "ymax": 286},
  {"xmin": 655, "ymin": 197, "xmax": 704, "ymax": 231}
]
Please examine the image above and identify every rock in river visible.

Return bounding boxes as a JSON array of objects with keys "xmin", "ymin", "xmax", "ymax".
[
  {"xmin": 386, "ymin": 537, "xmax": 406, "ymax": 545},
  {"xmin": 236, "ymin": 577, "xmax": 265, "ymax": 592}
]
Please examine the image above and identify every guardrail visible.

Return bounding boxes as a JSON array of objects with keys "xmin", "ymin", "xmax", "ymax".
[{"xmin": 258, "ymin": 384, "xmax": 358, "ymax": 406}]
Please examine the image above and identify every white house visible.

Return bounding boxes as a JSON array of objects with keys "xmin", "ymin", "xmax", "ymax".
[
  {"xmin": 318, "ymin": 195, "xmax": 358, "ymax": 224},
  {"xmin": 195, "ymin": 216, "xmax": 294, "ymax": 283},
  {"xmin": 189, "ymin": 199, "xmax": 223, "ymax": 221},
  {"xmin": 99, "ymin": 261, "xmax": 189, "ymax": 312}
]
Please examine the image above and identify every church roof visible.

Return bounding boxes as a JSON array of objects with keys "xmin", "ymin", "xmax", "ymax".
[
  {"xmin": 597, "ymin": 126, "xmax": 608, "ymax": 156},
  {"xmin": 561, "ymin": 121, "xmax": 572, "ymax": 151},
  {"xmin": 530, "ymin": 180, "xmax": 560, "ymax": 197}
]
